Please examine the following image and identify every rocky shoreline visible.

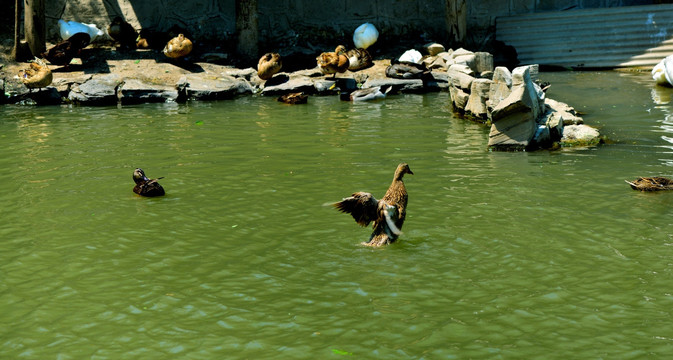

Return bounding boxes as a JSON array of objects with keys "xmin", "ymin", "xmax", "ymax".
[{"xmin": 0, "ymin": 45, "xmax": 601, "ymax": 151}]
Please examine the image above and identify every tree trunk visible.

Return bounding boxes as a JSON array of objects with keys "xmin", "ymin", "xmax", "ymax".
[
  {"xmin": 446, "ymin": 0, "xmax": 467, "ymax": 46},
  {"xmin": 24, "ymin": 0, "xmax": 46, "ymax": 57},
  {"xmin": 236, "ymin": 0, "xmax": 259, "ymax": 66},
  {"xmin": 11, "ymin": 0, "xmax": 30, "ymax": 60}
]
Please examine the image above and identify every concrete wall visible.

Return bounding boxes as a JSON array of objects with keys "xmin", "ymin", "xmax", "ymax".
[
  {"xmin": 36, "ymin": 0, "xmax": 670, "ymax": 53},
  {"xmin": 44, "ymin": 0, "xmax": 447, "ymax": 50}
]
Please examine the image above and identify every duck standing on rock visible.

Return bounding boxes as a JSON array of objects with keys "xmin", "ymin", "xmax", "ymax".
[
  {"xmin": 258, "ymin": 52, "xmax": 282, "ymax": 80},
  {"xmin": 163, "ymin": 34, "xmax": 193, "ymax": 59},
  {"xmin": 317, "ymin": 45, "xmax": 349, "ymax": 79},
  {"xmin": 133, "ymin": 168, "xmax": 165, "ymax": 197},
  {"xmin": 41, "ymin": 32, "xmax": 90, "ymax": 68},
  {"xmin": 626, "ymin": 177, "xmax": 673, "ymax": 191},
  {"xmin": 333, "ymin": 163, "xmax": 413, "ymax": 246},
  {"xmin": 19, "ymin": 58, "xmax": 53, "ymax": 91},
  {"xmin": 108, "ymin": 16, "xmax": 137, "ymax": 49}
]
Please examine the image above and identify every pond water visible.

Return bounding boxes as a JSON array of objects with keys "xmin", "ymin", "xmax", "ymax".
[{"xmin": 3, "ymin": 70, "xmax": 673, "ymax": 359}]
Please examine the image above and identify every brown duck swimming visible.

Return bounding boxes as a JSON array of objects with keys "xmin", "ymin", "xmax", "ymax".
[
  {"xmin": 277, "ymin": 92, "xmax": 308, "ymax": 104},
  {"xmin": 626, "ymin": 177, "xmax": 673, "ymax": 191},
  {"xmin": 41, "ymin": 32, "xmax": 90, "ymax": 67},
  {"xmin": 133, "ymin": 168, "xmax": 165, "ymax": 197},
  {"xmin": 334, "ymin": 163, "xmax": 413, "ymax": 246}
]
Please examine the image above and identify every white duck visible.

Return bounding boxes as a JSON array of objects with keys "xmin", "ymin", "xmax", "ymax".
[
  {"xmin": 353, "ymin": 23, "xmax": 378, "ymax": 50},
  {"xmin": 58, "ymin": 19, "xmax": 104, "ymax": 41},
  {"xmin": 653, "ymin": 55, "xmax": 673, "ymax": 86}
]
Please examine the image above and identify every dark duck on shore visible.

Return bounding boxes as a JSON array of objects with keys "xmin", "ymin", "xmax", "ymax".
[
  {"xmin": 626, "ymin": 177, "xmax": 673, "ymax": 191},
  {"xmin": 41, "ymin": 32, "xmax": 91, "ymax": 68},
  {"xmin": 108, "ymin": 16, "xmax": 137, "ymax": 49},
  {"xmin": 133, "ymin": 168, "xmax": 165, "ymax": 197},
  {"xmin": 333, "ymin": 163, "xmax": 413, "ymax": 246}
]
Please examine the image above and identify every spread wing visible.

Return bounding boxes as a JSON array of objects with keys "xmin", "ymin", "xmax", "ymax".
[{"xmin": 333, "ymin": 192, "xmax": 379, "ymax": 227}]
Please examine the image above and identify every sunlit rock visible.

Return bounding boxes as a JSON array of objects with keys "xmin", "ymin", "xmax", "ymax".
[{"xmin": 465, "ymin": 78, "xmax": 492, "ymax": 121}]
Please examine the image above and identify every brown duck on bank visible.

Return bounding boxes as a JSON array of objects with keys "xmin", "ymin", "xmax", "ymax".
[
  {"xmin": 108, "ymin": 16, "xmax": 137, "ymax": 49},
  {"xmin": 41, "ymin": 32, "xmax": 90, "ymax": 68},
  {"xmin": 626, "ymin": 177, "xmax": 673, "ymax": 191},
  {"xmin": 333, "ymin": 163, "xmax": 413, "ymax": 246},
  {"xmin": 163, "ymin": 34, "xmax": 193, "ymax": 59},
  {"xmin": 278, "ymin": 92, "xmax": 308, "ymax": 104},
  {"xmin": 346, "ymin": 47, "xmax": 373, "ymax": 71},
  {"xmin": 133, "ymin": 168, "xmax": 165, "ymax": 197},
  {"xmin": 257, "ymin": 52, "xmax": 282, "ymax": 80},
  {"xmin": 317, "ymin": 45, "xmax": 349, "ymax": 79},
  {"xmin": 19, "ymin": 58, "xmax": 53, "ymax": 91}
]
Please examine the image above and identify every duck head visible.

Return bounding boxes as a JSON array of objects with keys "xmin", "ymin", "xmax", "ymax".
[
  {"xmin": 133, "ymin": 168, "xmax": 150, "ymax": 184},
  {"xmin": 395, "ymin": 163, "xmax": 414, "ymax": 179}
]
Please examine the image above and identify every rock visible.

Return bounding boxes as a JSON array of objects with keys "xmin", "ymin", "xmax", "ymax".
[
  {"xmin": 7, "ymin": 87, "xmax": 61, "ymax": 105},
  {"xmin": 430, "ymin": 71, "xmax": 450, "ymax": 90},
  {"xmin": 261, "ymin": 77, "xmax": 317, "ymax": 96},
  {"xmin": 511, "ymin": 66, "xmax": 544, "ymax": 116},
  {"xmin": 451, "ymin": 48, "xmax": 474, "ymax": 58},
  {"xmin": 544, "ymin": 109, "xmax": 564, "ymax": 141},
  {"xmin": 201, "ymin": 52, "xmax": 229, "ymax": 64},
  {"xmin": 448, "ymin": 64, "xmax": 474, "ymax": 77},
  {"xmin": 68, "ymin": 74, "xmax": 123, "ymax": 105},
  {"xmin": 487, "ymin": 67, "xmax": 512, "ymax": 111},
  {"xmin": 425, "ymin": 43, "xmax": 445, "ymax": 56},
  {"xmin": 546, "ymin": 98, "xmax": 583, "ymax": 125},
  {"xmin": 464, "ymin": 78, "xmax": 492, "ymax": 121},
  {"xmin": 422, "ymin": 56, "xmax": 447, "ymax": 70},
  {"xmin": 119, "ymin": 79, "xmax": 179, "ymax": 104},
  {"xmin": 449, "ymin": 85, "xmax": 469, "ymax": 112},
  {"xmin": 488, "ymin": 84, "xmax": 538, "ymax": 149},
  {"xmin": 561, "ymin": 124, "xmax": 600, "ymax": 144},
  {"xmin": 454, "ymin": 54, "xmax": 476, "ymax": 71},
  {"xmin": 447, "ymin": 69, "xmax": 474, "ymax": 91},
  {"xmin": 474, "ymin": 52, "xmax": 494, "ymax": 73},
  {"xmin": 177, "ymin": 74, "xmax": 253, "ymax": 100}
]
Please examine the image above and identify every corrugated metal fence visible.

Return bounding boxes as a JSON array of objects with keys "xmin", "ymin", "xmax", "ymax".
[{"xmin": 496, "ymin": 4, "xmax": 673, "ymax": 69}]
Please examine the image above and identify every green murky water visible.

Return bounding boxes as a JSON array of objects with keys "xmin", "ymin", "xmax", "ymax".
[{"xmin": 3, "ymin": 71, "xmax": 673, "ymax": 358}]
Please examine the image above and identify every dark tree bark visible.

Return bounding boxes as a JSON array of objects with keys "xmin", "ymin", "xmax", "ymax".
[
  {"xmin": 236, "ymin": 0, "xmax": 259, "ymax": 65},
  {"xmin": 24, "ymin": 0, "xmax": 46, "ymax": 57}
]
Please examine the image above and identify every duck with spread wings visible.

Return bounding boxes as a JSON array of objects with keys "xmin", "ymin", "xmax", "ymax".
[{"xmin": 333, "ymin": 163, "xmax": 413, "ymax": 246}]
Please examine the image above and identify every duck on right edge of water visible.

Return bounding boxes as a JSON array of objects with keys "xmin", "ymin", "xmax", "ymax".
[
  {"xmin": 626, "ymin": 176, "xmax": 673, "ymax": 191},
  {"xmin": 333, "ymin": 163, "xmax": 413, "ymax": 247}
]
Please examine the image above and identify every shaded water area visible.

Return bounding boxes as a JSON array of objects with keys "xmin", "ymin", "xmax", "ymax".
[{"xmin": 3, "ymin": 71, "xmax": 673, "ymax": 358}]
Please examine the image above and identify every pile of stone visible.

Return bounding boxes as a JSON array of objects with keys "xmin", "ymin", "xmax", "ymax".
[{"xmin": 440, "ymin": 46, "xmax": 600, "ymax": 150}]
